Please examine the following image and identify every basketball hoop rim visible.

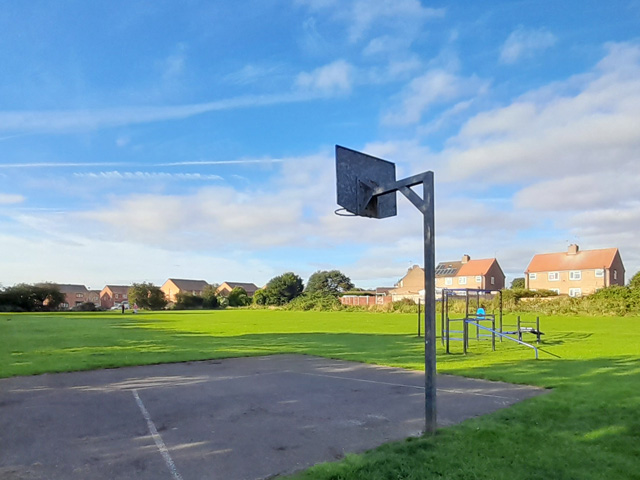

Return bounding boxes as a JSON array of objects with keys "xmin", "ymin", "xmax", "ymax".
[{"xmin": 334, "ymin": 207, "xmax": 358, "ymax": 217}]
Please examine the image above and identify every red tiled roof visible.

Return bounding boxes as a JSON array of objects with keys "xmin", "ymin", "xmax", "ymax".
[
  {"xmin": 526, "ymin": 248, "xmax": 619, "ymax": 272},
  {"xmin": 457, "ymin": 259, "xmax": 496, "ymax": 276}
]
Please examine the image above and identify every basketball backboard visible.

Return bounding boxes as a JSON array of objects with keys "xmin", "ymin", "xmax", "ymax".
[{"xmin": 335, "ymin": 145, "xmax": 397, "ymax": 219}]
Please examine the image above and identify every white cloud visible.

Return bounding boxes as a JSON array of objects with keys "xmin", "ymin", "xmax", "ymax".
[
  {"xmin": 295, "ymin": 60, "xmax": 353, "ymax": 94},
  {"xmin": 348, "ymin": 0, "xmax": 444, "ymax": 43},
  {"xmin": 0, "ymin": 193, "xmax": 25, "ymax": 204},
  {"xmin": 224, "ymin": 63, "xmax": 283, "ymax": 85},
  {"xmin": 515, "ymin": 173, "xmax": 640, "ymax": 211},
  {"xmin": 73, "ymin": 171, "xmax": 224, "ymax": 181},
  {"xmin": 499, "ymin": 26, "xmax": 557, "ymax": 64},
  {"xmin": 443, "ymin": 42, "xmax": 640, "ymax": 184},
  {"xmin": 0, "ymin": 230, "xmax": 274, "ymax": 288},
  {"xmin": 0, "ymin": 91, "xmax": 316, "ymax": 134},
  {"xmin": 160, "ymin": 43, "xmax": 187, "ymax": 80},
  {"xmin": 383, "ymin": 69, "xmax": 489, "ymax": 125}
]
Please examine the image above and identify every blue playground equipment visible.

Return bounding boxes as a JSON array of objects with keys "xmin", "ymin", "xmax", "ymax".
[{"xmin": 441, "ymin": 288, "xmax": 543, "ymax": 359}]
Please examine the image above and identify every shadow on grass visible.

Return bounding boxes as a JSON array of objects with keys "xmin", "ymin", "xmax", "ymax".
[{"xmin": 287, "ymin": 355, "xmax": 640, "ymax": 480}]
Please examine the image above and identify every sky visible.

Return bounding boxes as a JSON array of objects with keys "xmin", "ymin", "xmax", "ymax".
[{"xmin": 1, "ymin": 0, "xmax": 639, "ymax": 291}]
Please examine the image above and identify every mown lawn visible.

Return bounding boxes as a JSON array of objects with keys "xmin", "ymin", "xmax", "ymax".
[{"xmin": 1, "ymin": 309, "xmax": 639, "ymax": 479}]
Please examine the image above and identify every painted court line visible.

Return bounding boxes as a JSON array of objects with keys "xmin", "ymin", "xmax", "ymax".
[
  {"xmin": 132, "ymin": 389, "xmax": 184, "ymax": 480},
  {"xmin": 293, "ymin": 371, "xmax": 514, "ymax": 400}
]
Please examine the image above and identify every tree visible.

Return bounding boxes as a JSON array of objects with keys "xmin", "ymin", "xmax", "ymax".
[
  {"xmin": 228, "ymin": 287, "xmax": 250, "ymax": 307},
  {"xmin": 629, "ymin": 271, "xmax": 640, "ymax": 290},
  {"xmin": 201, "ymin": 284, "xmax": 219, "ymax": 309},
  {"xmin": 510, "ymin": 277, "xmax": 525, "ymax": 289},
  {"xmin": 305, "ymin": 270, "xmax": 354, "ymax": 296},
  {"xmin": 128, "ymin": 282, "xmax": 167, "ymax": 310},
  {"xmin": 253, "ymin": 289, "xmax": 268, "ymax": 306},
  {"xmin": 174, "ymin": 292, "xmax": 204, "ymax": 310},
  {"xmin": 35, "ymin": 283, "xmax": 65, "ymax": 310},
  {"xmin": 262, "ymin": 272, "xmax": 304, "ymax": 305},
  {"xmin": 0, "ymin": 283, "xmax": 64, "ymax": 311}
]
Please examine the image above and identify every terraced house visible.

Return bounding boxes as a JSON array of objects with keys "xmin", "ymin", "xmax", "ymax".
[
  {"xmin": 57, "ymin": 284, "xmax": 100, "ymax": 308},
  {"xmin": 391, "ymin": 256, "xmax": 505, "ymax": 303},
  {"xmin": 435, "ymin": 255, "xmax": 505, "ymax": 291},
  {"xmin": 161, "ymin": 278, "xmax": 209, "ymax": 303},
  {"xmin": 525, "ymin": 244, "xmax": 625, "ymax": 297},
  {"xmin": 100, "ymin": 285, "xmax": 130, "ymax": 309}
]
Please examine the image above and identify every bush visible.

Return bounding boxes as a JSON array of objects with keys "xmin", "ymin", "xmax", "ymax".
[
  {"xmin": 71, "ymin": 302, "xmax": 100, "ymax": 312},
  {"xmin": 285, "ymin": 292, "xmax": 344, "ymax": 311},
  {"xmin": 174, "ymin": 292, "xmax": 204, "ymax": 310},
  {"xmin": 228, "ymin": 287, "xmax": 251, "ymax": 307}
]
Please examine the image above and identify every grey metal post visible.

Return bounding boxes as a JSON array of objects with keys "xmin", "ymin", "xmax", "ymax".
[
  {"xmin": 422, "ymin": 172, "xmax": 436, "ymax": 434},
  {"xmin": 445, "ymin": 292, "xmax": 451, "ymax": 354},
  {"xmin": 491, "ymin": 315, "xmax": 496, "ymax": 351},
  {"xmin": 417, "ymin": 298, "xmax": 421, "ymax": 337},
  {"xmin": 499, "ymin": 290, "xmax": 503, "ymax": 342},
  {"xmin": 440, "ymin": 294, "xmax": 445, "ymax": 346}
]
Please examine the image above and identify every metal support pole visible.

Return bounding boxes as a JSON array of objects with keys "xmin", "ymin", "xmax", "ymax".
[
  {"xmin": 417, "ymin": 298, "xmax": 421, "ymax": 337},
  {"xmin": 491, "ymin": 315, "xmax": 496, "ymax": 351},
  {"xmin": 536, "ymin": 316, "xmax": 541, "ymax": 344},
  {"xmin": 440, "ymin": 293, "xmax": 445, "ymax": 346},
  {"xmin": 422, "ymin": 173, "xmax": 437, "ymax": 434},
  {"xmin": 499, "ymin": 290, "xmax": 503, "ymax": 342},
  {"xmin": 518, "ymin": 315, "xmax": 522, "ymax": 342},
  {"xmin": 445, "ymin": 292, "xmax": 450, "ymax": 354}
]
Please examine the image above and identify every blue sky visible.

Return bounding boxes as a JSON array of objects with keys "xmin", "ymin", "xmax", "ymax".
[{"xmin": 1, "ymin": 0, "xmax": 639, "ymax": 290}]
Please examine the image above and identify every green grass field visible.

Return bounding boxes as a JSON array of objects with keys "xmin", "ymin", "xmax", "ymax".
[{"xmin": 1, "ymin": 310, "xmax": 639, "ymax": 479}]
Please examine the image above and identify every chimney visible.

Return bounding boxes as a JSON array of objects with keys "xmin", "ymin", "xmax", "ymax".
[
  {"xmin": 568, "ymin": 244, "xmax": 579, "ymax": 255},
  {"xmin": 462, "ymin": 254, "xmax": 470, "ymax": 264}
]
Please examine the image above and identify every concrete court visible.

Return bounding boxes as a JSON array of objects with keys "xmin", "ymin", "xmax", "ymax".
[{"xmin": 0, "ymin": 354, "xmax": 547, "ymax": 480}]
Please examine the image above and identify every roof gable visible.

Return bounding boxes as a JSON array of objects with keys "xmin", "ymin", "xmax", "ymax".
[
  {"xmin": 457, "ymin": 259, "xmax": 496, "ymax": 276},
  {"xmin": 436, "ymin": 258, "xmax": 497, "ymax": 277},
  {"xmin": 526, "ymin": 248, "xmax": 619, "ymax": 272}
]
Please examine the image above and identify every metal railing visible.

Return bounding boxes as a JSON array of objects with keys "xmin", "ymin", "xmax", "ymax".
[{"xmin": 465, "ymin": 321, "xmax": 539, "ymax": 359}]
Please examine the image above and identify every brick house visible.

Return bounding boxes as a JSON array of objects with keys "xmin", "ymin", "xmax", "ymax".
[
  {"xmin": 435, "ymin": 255, "xmax": 505, "ymax": 291},
  {"xmin": 56, "ymin": 284, "xmax": 91, "ymax": 309},
  {"xmin": 100, "ymin": 285, "xmax": 130, "ymax": 309},
  {"xmin": 161, "ymin": 279, "xmax": 209, "ymax": 303},
  {"xmin": 525, "ymin": 244, "xmax": 624, "ymax": 296},
  {"xmin": 391, "ymin": 256, "xmax": 505, "ymax": 303},
  {"xmin": 390, "ymin": 265, "xmax": 426, "ymax": 303},
  {"xmin": 216, "ymin": 282, "xmax": 259, "ymax": 297}
]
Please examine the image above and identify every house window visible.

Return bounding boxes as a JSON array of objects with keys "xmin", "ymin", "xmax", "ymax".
[
  {"xmin": 569, "ymin": 271, "xmax": 581, "ymax": 281},
  {"xmin": 475, "ymin": 276, "xmax": 482, "ymax": 283},
  {"xmin": 595, "ymin": 269, "xmax": 604, "ymax": 278},
  {"xmin": 548, "ymin": 272, "xmax": 560, "ymax": 281},
  {"xmin": 529, "ymin": 273, "xmax": 537, "ymax": 280},
  {"xmin": 76, "ymin": 293, "xmax": 83, "ymax": 298},
  {"xmin": 458, "ymin": 277, "xmax": 467, "ymax": 285},
  {"xmin": 613, "ymin": 270, "xmax": 618, "ymax": 280},
  {"xmin": 445, "ymin": 277, "xmax": 453, "ymax": 286},
  {"xmin": 550, "ymin": 288, "xmax": 560, "ymax": 294},
  {"xmin": 569, "ymin": 288, "xmax": 582, "ymax": 298},
  {"xmin": 491, "ymin": 276, "xmax": 495, "ymax": 285}
]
